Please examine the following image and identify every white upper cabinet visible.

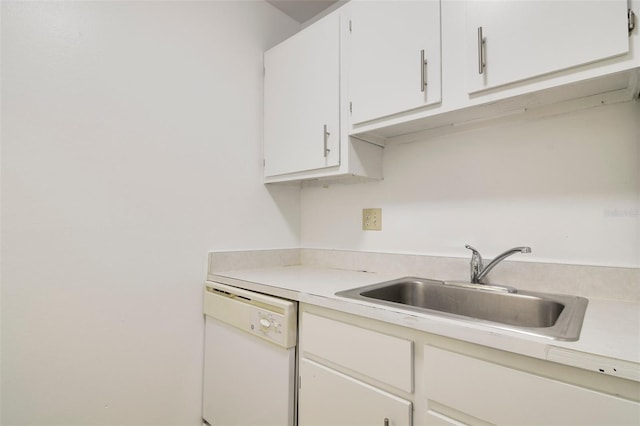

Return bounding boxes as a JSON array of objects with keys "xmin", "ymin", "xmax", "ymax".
[
  {"xmin": 264, "ymin": 13, "xmax": 341, "ymax": 178},
  {"xmin": 466, "ymin": 0, "xmax": 631, "ymax": 93},
  {"xmin": 263, "ymin": 0, "xmax": 638, "ymax": 179},
  {"xmin": 263, "ymin": 7, "xmax": 383, "ymax": 184},
  {"xmin": 349, "ymin": 0, "xmax": 638, "ymax": 142},
  {"xmin": 347, "ymin": 0, "xmax": 442, "ymax": 126}
]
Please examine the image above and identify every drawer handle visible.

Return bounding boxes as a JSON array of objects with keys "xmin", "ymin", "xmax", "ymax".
[
  {"xmin": 384, "ymin": 418, "xmax": 389, "ymax": 426},
  {"xmin": 323, "ymin": 124, "xmax": 331, "ymax": 157},
  {"xmin": 477, "ymin": 26, "xmax": 486, "ymax": 74},
  {"xmin": 420, "ymin": 49, "xmax": 428, "ymax": 93}
]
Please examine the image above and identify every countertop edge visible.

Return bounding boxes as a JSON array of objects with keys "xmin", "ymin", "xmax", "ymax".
[{"xmin": 207, "ymin": 267, "xmax": 640, "ymax": 382}]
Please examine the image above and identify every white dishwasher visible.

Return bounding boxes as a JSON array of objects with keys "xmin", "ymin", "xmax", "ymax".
[{"xmin": 202, "ymin": 281, "xmax": 297, "ymax": 426}]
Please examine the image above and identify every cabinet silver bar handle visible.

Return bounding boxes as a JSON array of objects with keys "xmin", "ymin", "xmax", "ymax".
[
  {"xmin": 477, "ymin": 26, "xmax": 485, "ymax": 74},
  {"xmin": 323, "ymin": 124, "xmax": 330, "ymax": 157},
  {"xmin": 384, "ymin": 418, "xmax": 389, "ymax": 426},
  {"xmin": 420, "ymin": 49, "xmax": 427, "ymax": 92}
]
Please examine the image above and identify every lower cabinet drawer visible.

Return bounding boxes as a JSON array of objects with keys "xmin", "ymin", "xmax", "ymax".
[
  {"xmin": 424, "ymin": 345, "xmax": 640, "ymax": 426},
  {"xmin": 300, "ymin": 312, "xmax": 413, "ymax": 393},
  {"xmin": 298, "ymin": 358, "xmax": 412, "ymax": 426}
]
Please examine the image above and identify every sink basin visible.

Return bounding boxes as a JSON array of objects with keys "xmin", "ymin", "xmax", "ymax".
[{"xmin": 335, "ymin": 277, "xmax": 588, "ymax": 341}]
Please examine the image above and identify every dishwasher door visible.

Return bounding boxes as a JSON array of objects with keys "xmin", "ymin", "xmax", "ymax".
[{"xmin": 202, "ymin": 282, "xmax": 297, "ymax": 426}]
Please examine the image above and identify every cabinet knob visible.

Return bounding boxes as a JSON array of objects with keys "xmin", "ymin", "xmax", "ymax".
[{"xmin": 383, "ymin": 418, "xmax": 389, "ymax": 426}]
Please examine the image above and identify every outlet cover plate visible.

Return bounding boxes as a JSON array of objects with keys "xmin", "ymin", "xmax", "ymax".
[{"xmin": 362, "ymin": 208, "xmax": 382, "ymax": 231}]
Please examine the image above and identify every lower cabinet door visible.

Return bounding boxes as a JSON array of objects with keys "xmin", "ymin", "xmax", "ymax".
[
  {"xmin": 424, "ymin": 346, "xmax": 640, "ymax": 426},
  {"xmin": 298, "ymin": 358, "xmax": 412, "ymax": 426}
]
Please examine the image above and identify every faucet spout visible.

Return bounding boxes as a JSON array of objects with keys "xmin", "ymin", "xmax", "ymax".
[{"xmin": 466, "ymin": 245, "xmax": 531, "ymax": 284}]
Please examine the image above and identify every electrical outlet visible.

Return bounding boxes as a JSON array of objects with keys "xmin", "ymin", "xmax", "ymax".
[{"xmin": 362, "ymin": 208, "xmax": 382, "ymax": 231}]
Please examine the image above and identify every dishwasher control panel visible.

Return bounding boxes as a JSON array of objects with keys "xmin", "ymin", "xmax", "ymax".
[
  {"xmin": 251, "ymin": 310, "xmax": 286, "ymax": 345},
  {"xmin": 204, "ymin": 281, "xmax": 297, "ymax": 349}
]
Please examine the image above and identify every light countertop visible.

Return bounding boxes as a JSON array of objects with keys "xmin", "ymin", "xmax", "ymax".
[{"xmin": 208, "ymin": 265, "xmax": 640, "ymax": 382}]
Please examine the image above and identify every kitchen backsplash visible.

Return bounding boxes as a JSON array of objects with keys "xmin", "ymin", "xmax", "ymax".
[
  {"xmin": 208, "ymin": 248, "xmax": 640, "ymax": 302},
  {"xmin": 299, "ymin": 101, "xmax": 640, "ymax": 269},
  {"xmin": 208, "ymin": 249, "xmax": 300, "ymax": 272}
]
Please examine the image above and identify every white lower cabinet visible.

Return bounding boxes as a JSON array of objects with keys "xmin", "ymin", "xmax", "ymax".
[
  {"xmin": 298, "ymin": 358, "xmax": 412, "ymax": 426},
  {"xmin": 423, "ymin": 346, "xmax": 640, "ymax": 426},
  {"xmin": 298, "ymin": 309, "xmax": 414, "ymax": 425},
  {"xmin": 297, "ymin": 304, "xmax": 640, "ymax": 426}
]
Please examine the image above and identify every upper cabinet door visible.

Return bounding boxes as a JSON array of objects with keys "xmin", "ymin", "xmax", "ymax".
[
  {"xmin": 264, "ymin": 14, "xmax": 341, "ymax": 178},
  {"xmin": 348, "ymin": 0, "xmax": 442, "ymax": 126},
  {"xmin": 466, "ymin": 0, "xmax": 630, "ymax": 93}
]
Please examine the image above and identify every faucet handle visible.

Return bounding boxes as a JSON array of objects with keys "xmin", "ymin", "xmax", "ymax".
[
  {"xmin": 465, "ymin": 245, "xmax": 483, "ymax": 283},
  {"xmin": 465, "ymin": 245, "xmax": 483, "ymax": 263},
  {"xmin": 465, "ymin": 244, "xmax": 480, "ymax": 255},
  {"xmin": 464, "ymin": 244, "xmax": 482, "ymax": 267}
]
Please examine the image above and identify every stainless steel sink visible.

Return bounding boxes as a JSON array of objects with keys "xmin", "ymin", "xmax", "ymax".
[{"xmin": 335, "ymin": 277, "xmax": 588, "ymax": 341}]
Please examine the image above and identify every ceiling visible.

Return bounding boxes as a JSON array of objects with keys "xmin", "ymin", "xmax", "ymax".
[{"xmin": 266, "ymin": 0, "xmax": 339, "ymax": 23}]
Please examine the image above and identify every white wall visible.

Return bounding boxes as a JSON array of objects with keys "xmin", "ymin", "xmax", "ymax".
[
  {"xmin": 0, "ymin": 3, "xmax": 3, "ymax": 419},
  {"xmin": 301, "ymin": 101, "xmax": 640, "ymax": 268},
  {"xmin": 1, "ymin": 2, "xmax": 299, "ymax": 425}
]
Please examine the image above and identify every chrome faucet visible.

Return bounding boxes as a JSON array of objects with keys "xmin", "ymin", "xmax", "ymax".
[{"xmin": 465, "ymin": 245, "xmax": 531, "ymax": 284}]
